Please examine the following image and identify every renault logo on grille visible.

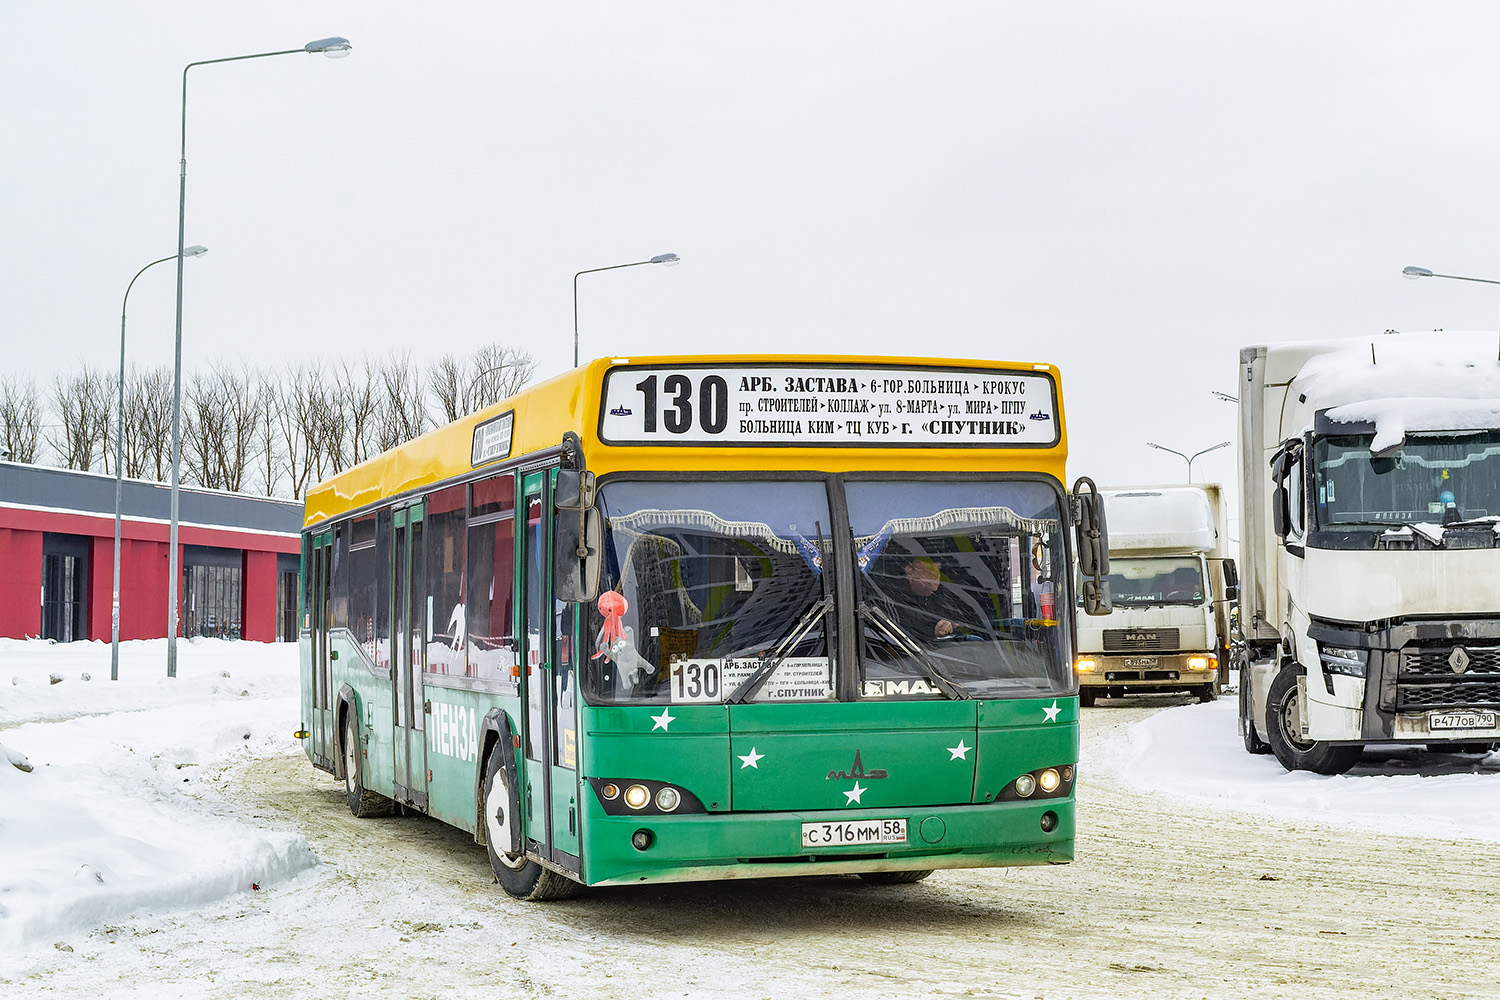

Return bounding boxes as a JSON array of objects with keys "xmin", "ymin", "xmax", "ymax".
[{"xmin": 1449, "ymin": 646, "xmax": 1471, "ymax": 674}]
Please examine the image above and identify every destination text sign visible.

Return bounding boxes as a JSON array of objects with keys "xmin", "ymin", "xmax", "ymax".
[{"xmin": 599, "ymin": 364, "xmax": 1058, "ymax": 447}]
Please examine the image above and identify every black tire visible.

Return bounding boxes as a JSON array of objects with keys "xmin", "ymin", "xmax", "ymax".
[
  {"xmin": 1265, "ymin": 666, "xmax": 1361, "ymax": 775},
  {"xmin": 1196, "ymin": 684, "xmax": 1217, "ymax": 704},
  {"xmin": 1078, "ymin": 688, "xmax": 1097, "ymax": 708},
  {"xmin": 858, "ymin": 869, "xmax": 934, "ymax": 885},
  {"xmin": 1239, "ymin": 668, "xmax": 1271, "ymax": 755},
  {"xmin": 481, "ymin": 749, "xmax": 580, "ymax": 901},
  {"xmin": 342, "ymin": 709, "xmax": 394, "ymax": 818}
]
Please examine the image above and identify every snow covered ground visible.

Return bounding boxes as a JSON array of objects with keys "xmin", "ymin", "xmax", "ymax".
[
  {"xmin": 0, "ymin": 638, "xmax": 314, "ymax": 957},
  {"xmin": 3, "ymin": 640, "xmax": 1498, "ymax": 975}
]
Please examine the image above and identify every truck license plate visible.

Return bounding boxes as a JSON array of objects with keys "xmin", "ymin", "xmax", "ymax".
[
  {"xmin": 1430, "ymin": 711, "xmax": 1497, "ymax": 731},
  {"xmin": 801, "ymin": 818, "xmax": 907, "ymax": 847},
  {"xmin": 1122, "ymin": 656, "xmax": 1159, "ymax": 668}
]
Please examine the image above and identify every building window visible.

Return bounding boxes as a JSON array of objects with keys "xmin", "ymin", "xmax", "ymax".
[
  {"xmin": 183, "ymin": 545, "xmax": 243, "ymax": 640},
  {"xmin": 41, "ymin": 532, "xmax": 90, "ymax": 642}
]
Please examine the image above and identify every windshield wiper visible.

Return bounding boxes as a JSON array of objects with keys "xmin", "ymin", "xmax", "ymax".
[
  {"xmin": 727, "ymin": 596, "xmax": 833, "ymax": 704},
  {"xmin": 856, "ymin": 602, "xmax": 971, "ymax": 701}
]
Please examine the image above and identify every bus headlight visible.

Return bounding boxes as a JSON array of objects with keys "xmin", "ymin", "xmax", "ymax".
[
  {"xmin": 1014, "ymin": 773, "xmax": 1037, "ymax": 797},
  {"xmin": 1075, "ymin": 657, "xmax": 1098, "ymax": 673},
  {"xmin": 1319, "ymin": 645, "xmax": 1367, "ymax": 678},
  {"xmin": 624, "ymin": 784, "xmax": 651, "ymax": 810},
  {"xmin": 655, "ymin": 787, "xmax": 682, "ymax": 812},
  {"xmin": 1038, "ymin": 768, "xmax": 1061, "ymax": 793},
  {"xmin": 999, "ymin": 765, "xmax": 1075, "ymax": 802},
  {"xmin": 589, "ymin": 777, "xmax": 707, "ymax": 815},
  {"xmin": 600, "ymin": 782, "xmax": 620, "ymax": 801}
]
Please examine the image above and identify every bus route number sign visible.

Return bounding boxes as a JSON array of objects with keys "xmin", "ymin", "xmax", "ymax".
[{"xmin": 599, "ymin": 364, "xmax": 1058, "ymax": 447}]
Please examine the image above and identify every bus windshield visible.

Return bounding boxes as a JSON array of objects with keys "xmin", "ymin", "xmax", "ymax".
[
  {"xmin": 846, "ymin": 480, "xmax": 1070, "ymax": 700},
  {"xmin": 1096, "ymin": 556, "xmax": 1204, "ymax": 607},
  {"xmin": 1314, "ymin": 431, "xmax": 1500, "ymax": 527},
  {"xmin": 588, "ymin": 480, "xmax": 834, "ymax": 704}
]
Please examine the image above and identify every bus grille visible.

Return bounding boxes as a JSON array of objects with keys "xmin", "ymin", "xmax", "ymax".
[{"xmin": 1103, "ymin": 628, "xmax": 1179, "ymax": 652}]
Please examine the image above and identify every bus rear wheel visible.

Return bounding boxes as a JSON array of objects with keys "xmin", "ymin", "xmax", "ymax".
[
  {"xmin": 1266, "ymin": 666, "xmax": 1361, "ymax": 775},
  {"xmin": 482, "ymin": 749, "xmax": 580, "ymax": 901},
  {"xmin": 342, "ymin": 710, "xmax": 394, "ymax": 818},
  {"xmin": 858, "ymin": 869, "xmax": 934, "ymax": 885}
]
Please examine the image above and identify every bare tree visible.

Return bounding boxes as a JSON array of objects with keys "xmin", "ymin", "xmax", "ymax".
[
  {"xmin": 122, "ymin": 365, "xmax": 174, "ymax": 480},
  {"xmin": 336, "ymin": 359, "xmax": 380, "ymax": 469},
  {"xmin": 254, "ymin": 370, "xmax": 284, "ymax": 497},
  {"xmin": 375, "ymin": 350, "xmax": 426, "ymax": 451},
  {"xmin": 426, "ymin": 344, "xmax": 537, "ymax": 425},
  {"xmin": 278, "ymin": 362, "xmax": 325, "ymax": 500},
  {"xmin": 0, "ymin": 374, "xmax": 42, "ymax": 463},
  {"xmin": 48, "ymin": 363, "xmax": 111, "ymax": 471}
]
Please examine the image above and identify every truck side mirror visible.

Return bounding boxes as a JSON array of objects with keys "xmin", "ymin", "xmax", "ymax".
[
  {"xmin": 1271, "ymin": 483, "xmax": 1289, "ymax": 538},
  {"xmin": 1071, "ymin": 476, "xmax": 1112, "ymax": 616},
  {"xmin": 1222, "ymin": 557, "xmax": 1239, "ymax": 602},
  {"xmin": 554, "ymin": 469, "xmax": 602, "ymax": 603}
]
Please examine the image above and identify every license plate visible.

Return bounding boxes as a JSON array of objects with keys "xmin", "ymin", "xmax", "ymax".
[
  {"xmin": 1430, "ymin": 711, "xmax": 1498, "ymax": 731},
  {"xmin": 1122, "ymin": 656, "xmax": 1159, "ymax": 668},
  {"xmin": 801, "ymin": 818, "xmax": 907, "ymax": 848}
]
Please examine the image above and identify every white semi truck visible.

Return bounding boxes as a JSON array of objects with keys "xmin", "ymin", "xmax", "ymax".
[
  {"xmin": 1238, "ymin": 331, "xmax": 1500, "ymax": 773},
  {"xmin": 1074, "ymin": 485, "xmax": 1236, "ymax": 707}
]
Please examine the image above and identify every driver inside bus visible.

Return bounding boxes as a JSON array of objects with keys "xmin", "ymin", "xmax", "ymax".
[{"xmin": 891, "ymin": 557, "xmax": 968, "ymax": 642}]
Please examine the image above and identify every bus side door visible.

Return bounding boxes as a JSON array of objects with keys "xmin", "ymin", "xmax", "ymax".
[
  {"xmin": 519, "ymin": 469, "xmax": 581, "ymax": 871},
  {"xmin": 309, "ymin": 529, "xmax": 334, "ymax": 768},
  {"xmin": 392, "ymin": 504, "xmax": 428, "ymax": 809}
]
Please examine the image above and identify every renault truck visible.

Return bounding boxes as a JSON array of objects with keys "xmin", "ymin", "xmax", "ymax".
[
  {"xmin": 1237, "ymin": 331, "xmax": 1500, "ymax": 773},
  {"xmin": 1074, "ymin": 485, "xmax": 1236, "ymax": 706}
]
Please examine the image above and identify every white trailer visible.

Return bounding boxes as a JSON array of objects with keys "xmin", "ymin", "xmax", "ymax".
[
  {"xmin": 1238, "ymin": 331, "xmax": 1500, "ymax": 773},
  {"xmin": 1074, "ymin": 485, "xmax": 1236, "ymax": 706}
]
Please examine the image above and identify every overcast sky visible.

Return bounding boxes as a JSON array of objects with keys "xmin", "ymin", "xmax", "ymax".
[{"xmin": 6, "ymin": 2, "xmax": 1500, "ymax": 496}]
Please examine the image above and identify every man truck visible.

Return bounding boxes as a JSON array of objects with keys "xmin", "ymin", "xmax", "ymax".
[
  {"xmin": 1237, "ymin": 331, "xmax": 1500, "ymax": 773},
  {"xmin": 1074, "ymin": 485, "xmax": 1237, "ymax": 707}
]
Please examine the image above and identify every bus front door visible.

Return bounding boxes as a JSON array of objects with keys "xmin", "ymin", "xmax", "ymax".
[
  {"xmin": 392, "ymin": 505, "xmax": 428, "ymax": 809},
  {"xmin": 310, "ymin": 530, "xmax": 334, "ymax": 768},
  {"xmin": 519, "ymin": 470, "xmax": 581, "ymax": 871}
]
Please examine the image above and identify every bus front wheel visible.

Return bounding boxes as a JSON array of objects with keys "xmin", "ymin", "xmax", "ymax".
[
  {"xmin": 481, "ymin": 749, "xmax": 579, "ymax": 901},
  {"xmin": 342, "ymin": 710, "xmax": 393, "ymax": 818}
]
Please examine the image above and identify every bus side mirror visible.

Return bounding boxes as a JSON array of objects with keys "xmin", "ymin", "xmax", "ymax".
[
  {"xmin": 554, "ymin": 470, "xmax": 602, "ymax": 603},
  {"xmin": 1071, "ymin": 477, "xmax": 1112, "ymax": 616},
  {"xmin": 1222, "ymin": 558, "xmax": 1239, "ymax": 602}
]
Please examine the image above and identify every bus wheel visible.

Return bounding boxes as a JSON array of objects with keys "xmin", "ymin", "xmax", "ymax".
[
  {"xmin": 1265, "ymin": 666, "xmax": 1360, "ymax": 775},
  {"xmin": 858, "ymin": 870, "xmax": 934, "ymax": 885},
  {"xmin": 342, "ymin": 710, "xmax": 393, "ymax": 818},
  {"xmin": 1078, "ymin": 689, "xmax": 1096, "ymax": 708},
  {"xmin": 1239, "ymin": 670, "xmax": 1271, "ymax": 755},
  {"xmin": 481, "ymin": 750, "xmax": 580, "ymax": 901}
]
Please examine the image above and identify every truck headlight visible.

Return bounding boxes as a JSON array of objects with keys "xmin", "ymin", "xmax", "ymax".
[
  {"xmin": 1075, "ymin": 657, "xmax": 1098, "ymax": 673},
  {"xmin": 1319, "ymin": 645, "xmax": 1367, "ymax": 678},
  {"xmin": 1186, "ymin": 655, "xmax": 1215, "ymax": 672}
]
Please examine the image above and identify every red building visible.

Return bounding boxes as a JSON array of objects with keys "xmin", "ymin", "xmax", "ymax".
[{"xmin": 0, "ymin": 461, "xmax": 302, "ymax": 643}]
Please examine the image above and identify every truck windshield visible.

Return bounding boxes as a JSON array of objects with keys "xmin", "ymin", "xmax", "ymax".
[
  {"xmin": 1098, "ymin": 556, "xmax": 1204, "ymax": 607},
  {"xmin": 1314, "ymin": 432, "xmax": 1500, "ymax": 527},
  {"xmin": 585, "ymin": 480, "xmax": 834, "ymax": 705},
  {"xmin": 845, "ymin": 480, "xmax": 1071, "ymax": 700}
]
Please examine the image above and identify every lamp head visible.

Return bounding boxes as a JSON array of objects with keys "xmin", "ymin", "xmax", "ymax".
[
  {"xmin": 650, "ymin": 253, "xmax": 681, "ymax": 266},
  {"xmin": 1403, "ymin": 266, "xmax": 1433, "ymax": 279},
  {"xmin": 305, "ymin": 36, "xmax": 353, "ymax": 58},
  {"xmin": 182, "ymin": 245, "xmax": 208, "ymax": 258}
]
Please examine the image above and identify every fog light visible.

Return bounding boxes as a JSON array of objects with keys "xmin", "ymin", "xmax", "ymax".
[
  {"xmin": 655, "ymin": 787, "xmax": 681, "ymax": 812},
  {"xmin": 631, "ymin": 829, "xmax": 654, "ymax": 851},
  {"xmin": 1040, "ymin": 810, "xmax": 1059, "ymax": 833},
  {"xmin": 1039, "ymin": 768, "xmax": 1061, "ymax": 793},
  {"xmin": 1075, "ymin": 657, "xmax": 1098, "ymax": 673},
  {"xmin": 624, "ymin": 784, "xmax": 650, "ymax": 810},
  {"xmin": 601, "ymin": 782, "xmax": 620, "ymax": 800},
  {"xmin": 1014, "ymin": 773, "xmax": 1037, "ymax": 797}
]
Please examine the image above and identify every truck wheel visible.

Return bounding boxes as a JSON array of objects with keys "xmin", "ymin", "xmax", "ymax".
[
  {"xmin": 342, "ymin": 709, "xmax": 394, "ymax": 818},
  {"xmin": 1239, "ymin": 670, "xmax": 1271, "ymax": 755},
  {"xmin": 1079, "ymin": 688, "xmax": 1096, "ymax": 708},
  {"xmin": 1266, "ymin": 666, "xmax": 1361, "ymax": 775},
  {"xmin": 481, "ymin": 749, "xmax": 580, "ymax": 901},
  {"xmin": 1196, "ymin": 684, "xmax": 1217, "ymax": 703}
]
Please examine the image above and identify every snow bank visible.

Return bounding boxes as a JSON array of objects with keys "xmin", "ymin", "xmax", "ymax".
[
  {"xmin": 1112, "ymin": 694, "xmax": 1500, "ymax": 842},
  {"xmin": 0, "ymin": 639, "xmax": 317, "ymax": 952}
]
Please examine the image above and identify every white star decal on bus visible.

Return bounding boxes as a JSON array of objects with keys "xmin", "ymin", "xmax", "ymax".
[
  {"xmin": 738, "ymin": 747, "xmax": 764, "ymax": 769},
  {"xmin": 948, "ymin": 739, "xmax": 971, "ymax": 761},
  {"xmin": 844, "ymin": 782, "xmax": 866, "ymax": 805},
  {"xmin": 650, "ymin": 708, "xmax": 676, "ymax": 732},
  {"xmin": 1042, "ymin": 700, "xmax": 1061, "ymax": 723}
]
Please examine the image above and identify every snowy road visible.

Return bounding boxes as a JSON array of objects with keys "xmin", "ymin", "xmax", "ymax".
[{"xmin": 7, "ymin": 690, "xmax": 1499, "ymax": 1000}]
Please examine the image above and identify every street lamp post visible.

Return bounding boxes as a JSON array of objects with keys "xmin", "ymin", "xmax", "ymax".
[
  {"xmin": 1147, "ymin": 440, "xmax": 1232, "ymax": 483},
  {"xmin": 573, "ymin": 253, "xmax": 680, "ymax": 367},
  {"xmin": 114, "ymin": 246, "xmax": 207, "ymax": 682},
  {"xmin": 167, "ymin": 36, "xmax": 351, "ymax": 678},
  {"xmin": 1402, "ymin": 265, "xmax": 1500, "ymax": 360}
]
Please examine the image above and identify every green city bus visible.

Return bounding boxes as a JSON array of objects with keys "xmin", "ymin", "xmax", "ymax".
[{"xmin": 299, "ymin": 355, "xmax": 1110, "ymax": 899}]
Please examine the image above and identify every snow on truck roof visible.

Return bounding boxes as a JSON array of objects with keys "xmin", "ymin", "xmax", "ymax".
[
  {"xmin": 1102, "ymin": 487, "xmax": 1217, "ymax": 553},
  {"xmin": 1255, "ymin": 331, "xmax": 1500, "ymax": 452}
]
